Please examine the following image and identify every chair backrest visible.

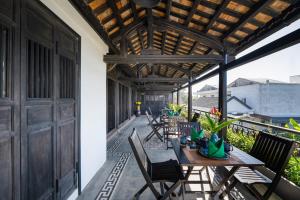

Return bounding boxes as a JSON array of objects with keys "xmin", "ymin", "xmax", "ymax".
[
  {"xmin": 178, "ymin": 122, "xmax": 200, "ymax": 136},
  {"xmin": 128, "ymin": 129, "xmax": 151, "ymax": 176},
  {"xmin": 145, "ymin": 110, "xmax": 152, "ymax": 124},
  {"xmin": 250, "ymin": 132, "xmax": 295, "ymax": 174},
  {"xmin": 148, "ymin": 107, "xmax": 153, "ymax": 116},
  {"xmin": 191, "ymin": 112, "xmax": 200, "ymax": 122}
]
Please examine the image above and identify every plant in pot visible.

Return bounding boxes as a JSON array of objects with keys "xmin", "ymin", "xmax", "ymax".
[
  {"xmin": 167, "ymin": 103, "xmax": 184, "ymax": 116},
  {"xmin": 200, "ymin": 107, "xmax": 239, "ymax": 158}
]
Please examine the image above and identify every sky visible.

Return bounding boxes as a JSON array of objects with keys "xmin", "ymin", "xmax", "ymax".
[{"xmin": 192, "ymin": 19, "xmax": 300, "ymax": 92}]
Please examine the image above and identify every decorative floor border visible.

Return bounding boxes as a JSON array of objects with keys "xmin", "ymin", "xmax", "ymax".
[{"xmin": 95, "ymin": 152, "xmax": 131, "ymax": 200}]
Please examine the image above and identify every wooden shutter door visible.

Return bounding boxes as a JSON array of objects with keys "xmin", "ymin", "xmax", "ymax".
[
  {"xmin": 55, "ymin": 27, "xmax": 79, "ymax": 200},
  {"xmin": 20, "ymin": 2, "xmax": 56, "ymax": 199},
  {"xmin": 0, "ymin": 0, "xmax": 21, "ymax": 199}
]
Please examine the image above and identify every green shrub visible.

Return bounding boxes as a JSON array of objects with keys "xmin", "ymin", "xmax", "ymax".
[{"xmin": 198, "ymin": 118, "xmax": 300, "ymax": 187}]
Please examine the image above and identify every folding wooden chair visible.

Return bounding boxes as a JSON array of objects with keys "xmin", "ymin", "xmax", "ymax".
[
  {"xmin": 148, "ymin": 107, "xmax": 159, "ymax": 123},
  {"xmin": 144, "ymin": 111, "xmax": 163, "ymax": 142},
  {"xmin": 128, "ymin": 129, "xmax": 185, "ymax": 200},
  {"xmin": 223, "ymin": 132, "xmax": 295, "ymax": 200},
  {"xmin": 177, "ymin": 122, "xmax": 201, "ymax": 137},
  {"xmin": 163, "ymin": 117, "xmax": 187, "ymax": 149}
]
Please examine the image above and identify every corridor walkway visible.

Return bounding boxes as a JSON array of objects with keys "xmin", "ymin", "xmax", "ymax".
[{"xmin": 77, "ymin": 116, "xmax": 258, "ymax": 200}]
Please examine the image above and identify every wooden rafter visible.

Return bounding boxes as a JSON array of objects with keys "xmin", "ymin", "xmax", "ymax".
[
  {"xmin": 222, "ymin": 0, "xmax": 273, "ymax": 40},
  {"xmin": 205, "ymin": 0, "xmax": 231, "ymax": 33},
  {"xmin": 104, "ymin": 54, "xmax": 224, "ymax": 64}
]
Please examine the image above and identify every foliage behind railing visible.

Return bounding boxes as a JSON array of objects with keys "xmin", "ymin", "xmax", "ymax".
[{"xmin": 192, "ymin": 108, "xmax": 300, "ymax": 187}]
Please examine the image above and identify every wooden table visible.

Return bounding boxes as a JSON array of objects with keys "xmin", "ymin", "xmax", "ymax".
[{"xmin": 171, "ymin": 138, "xmax": 264, "ymax": 197}]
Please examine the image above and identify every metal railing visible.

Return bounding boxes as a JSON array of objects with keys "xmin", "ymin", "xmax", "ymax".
[{"xmin": 192, "ymin": 108, "xmax": 300, "ymax": 146}]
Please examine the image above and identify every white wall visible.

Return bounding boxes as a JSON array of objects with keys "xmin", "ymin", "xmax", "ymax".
[
  {"xmin": 230, "ymin": 84, "xmax": 260, "ymax": 112},
  {"xmin": 230, "ymin": 83, "xmax": 300, "ymax": 117},
  {"xmin": 40, "ymin": 0, "xmax": 108, "ymax": 199},
  {"xmin": 260, "ymin": 84, "xmax": 300, "ymax": 117},
  {"xmin": 227, "ymin": 99, "xmax": 252, "ymax": 114}
]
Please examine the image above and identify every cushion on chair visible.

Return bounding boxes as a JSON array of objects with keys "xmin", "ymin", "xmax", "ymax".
[{"xmin": 149, "ymin": 159, "xmax": 184, "ymax": 182}]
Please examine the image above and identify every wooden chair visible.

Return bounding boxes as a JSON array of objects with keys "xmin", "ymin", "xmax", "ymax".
[
  {"xmin": 177, "ymin": 122, "xmax": 201, "ymax": 137},
  {"xmin": 163, "ymin": 116, "xmax": 186, "ymax": 149},
  {"xmin": 145, "ymin": 111, "xmax": 163, "ymax": 142},
  {"xmin": 148, "ymin": 107, "xmax": 159, "ymax": 123},
  {"xmin": 128, "ymin": 129, "xmax": 185, "ymax": 200},
  {"xmin": 223, "ymin": 132, "xmax": 295, "ymax": 200}
]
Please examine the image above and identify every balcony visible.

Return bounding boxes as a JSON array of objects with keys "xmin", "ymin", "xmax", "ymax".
[{"xmin": 0, "ymin": 0, "xmax": 300, "ymax": 200}]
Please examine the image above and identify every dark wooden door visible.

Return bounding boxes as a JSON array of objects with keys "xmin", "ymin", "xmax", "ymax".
[
  {"xmin": 107, "ymin": 79, "xmax": 115, "ymax": 132},
  {"xmin": 20, "ymin": 1, "xmax": 80, "ymax": 200},
  {"xmin": 0, "ymin": 0, "xmax": 21, "ymax": 199},
  {"xmin": 20, "ymin": 2, "xmax": 56, "ymax": 199},
  {"xmin": 56, "ymin": 27, "xmax": 79, "ymax": 200}
]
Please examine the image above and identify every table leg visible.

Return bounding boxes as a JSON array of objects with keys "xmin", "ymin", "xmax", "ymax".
[{"xmin": 213, "ymin": 166, "xmax": 239, "ymax": 198}]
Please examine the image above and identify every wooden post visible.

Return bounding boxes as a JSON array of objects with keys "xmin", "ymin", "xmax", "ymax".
[
  {"xmin": 218, "ymin": 53, "xmax": 229, "ymax": 138},
  {"xmin": 188, "ymin": 75, "xmax": 192, "ymax": 121}
]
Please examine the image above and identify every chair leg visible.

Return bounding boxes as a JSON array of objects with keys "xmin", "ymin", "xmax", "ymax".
[
  {"xmin": 160, "ymin": 181, "xmax": 182, "ymax": 200},
  {"xmin": 219, "ymin": 178, "xmax": 238, "ymax": 199},
  {"xmin": 134, "ymin": 184, "xmax": 148, "ymax": 199},
  {"xmin": 160, "ymin": 182, "xmax": 164, "ymax": 195},
  {"xmin": 180, "ymin": 183, "xmax": 185, "ymax": 200}
]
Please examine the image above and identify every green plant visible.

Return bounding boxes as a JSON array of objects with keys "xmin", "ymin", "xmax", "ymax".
[
  {"xmin": 167, "ymin": 103, "xmax": 185, "ymax": 114},
  {"xmin": 286, "ymin": 118, "xmax": 300, "ymax": 131},
  {"xmin": 204, "ymin": 113, "xmax": 239, "ymax": 134},
  {"xmin": 285, "ymin": 155, "xmax": 300, "ymax": 186},
  {"xmin": 226, "ymin": 129, "xmax": 255, "ymax": 152}
]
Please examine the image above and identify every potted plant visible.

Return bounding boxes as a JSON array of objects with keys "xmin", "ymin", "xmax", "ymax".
[
  {"xmin": 201, "ymin": 107, "xmax": 239, "ymax": 158},
  {"xmin": 135, "ymin": 101, "xmax": 142, "ymax": 117}
]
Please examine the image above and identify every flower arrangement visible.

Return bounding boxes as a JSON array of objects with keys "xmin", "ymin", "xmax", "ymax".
[{"xmin": 135, "ymin": 101, "xmax": 142, "ymax": 105}]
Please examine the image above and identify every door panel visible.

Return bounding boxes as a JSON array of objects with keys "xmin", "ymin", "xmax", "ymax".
[
  {"xmin": 0, "ymin": 13, "xmax": 20, "ymax": 200},
  {"xmin": 0, "ymin": 136, "xmax": 13, "ymax": 200},
  {"xmin": 28, "ymin": 127, "xmax": 54, "ymax": 200},
  {"xmin": 0, "ymin": 0, "xmax": 15, "ymax": 20},
  {"xmin": 56, "ymin": 28, "xmax": 78, "ymax": 199}
]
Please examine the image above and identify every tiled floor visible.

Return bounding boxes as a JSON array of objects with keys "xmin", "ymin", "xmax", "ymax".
[{"xmin": 77, "ymin": 116, "xmax": 261, "ymax": 200}]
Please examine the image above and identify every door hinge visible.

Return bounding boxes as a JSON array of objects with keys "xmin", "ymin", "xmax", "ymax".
[
  {"xmin": 55, "ymin": 179, "xmax": 59, "ymax": 193},
  {"xmin": 76, "ymin": 161, "xmax": 79, "ymax": 174},
  {"xmin": 55, "ymin": 41, "xmax": 58, "ymax": 54},
  {"xmin": 76, "ymin": 52, "xmax": 79, "ymax": 64}
]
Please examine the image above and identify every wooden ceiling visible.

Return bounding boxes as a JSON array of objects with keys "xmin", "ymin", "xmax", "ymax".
[{"xmin": 71, "ymin": 0, "xmax": 300, "ymax": 79}]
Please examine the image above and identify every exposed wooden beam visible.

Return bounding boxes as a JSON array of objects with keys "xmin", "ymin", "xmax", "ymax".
[
  {"xmin": 153, "ymin": 18, "xmax": 225, "ymax": 52},
  {"xmin": 119, "ymin": 77, "xmax": 189, "ymax": 83},
  {"xmin": 103, "ymin": 54, "xmax": 224, "ymax": 64},
  {"xmin": 138, "ymin": 63, "xmax": 190, "ymax": 74},
  {"xmin": 129, "ymin": 1, "xmax": 138, "ymax": 19},
  {"xmin": 161, "ymin": 32, "xmax": 167, "ymax": 54},
  {"xmin": 222, "ymin": 0, "xmax": 273, "ymax": 40},
  {"xmin": 138, "ymin": 29, "xmax": 145, "ymax": 49},
  {"xmin": 186, "ymin": 28, "xmax": 300, "ymax": 88},
  {"xmin": 205, "ymin": 0, "xmax": 231, "ymax": 32},
  {"xmin": 185, "ymin": 0, "xmax": 200, "ymax": 26},
  {"xmin": 189, "ymin": 42, "xmax": 198, "ymax": 54},
  {"xmin": 171, "ymin": 70, "xmax": 178, "ymax": 78},
  {"xmin": 236, "ymin": 1, "xmax": 300, "ymax": 53},
  {"xmin": 146, "ymin": 8, "xmax": 153, "ymax": 48},
  {"xmin": 69, "ymin": 0, "xmax": 119, "ymax": 53},
  {"xmin": 165, "ymin": 64, "xmax": 190, "ymax": 74},
  {"xmin": 166, "ymin": 0, "xmax": 172, "ymax": 20}
]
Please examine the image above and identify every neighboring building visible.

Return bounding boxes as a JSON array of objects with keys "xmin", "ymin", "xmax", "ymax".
[
  {"xmin": 194, "ymin": 77, "xmax": 300, "ymax": 125},
  {"xmin": 290, "ymin": 75, "xmax": 300, "ymax": 83}
]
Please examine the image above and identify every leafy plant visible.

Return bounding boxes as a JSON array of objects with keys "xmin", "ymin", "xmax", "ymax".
[
  {"xmin": 167, "ymin": 103, "xmax": 185, "ymax": 114},
  {"xmin": 285, "ymin": 118, "xmax": 300, "ymax": 131},
  {"xmin": 204, "ymin": 113, "xmax": 239, "ymax": 134}
]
